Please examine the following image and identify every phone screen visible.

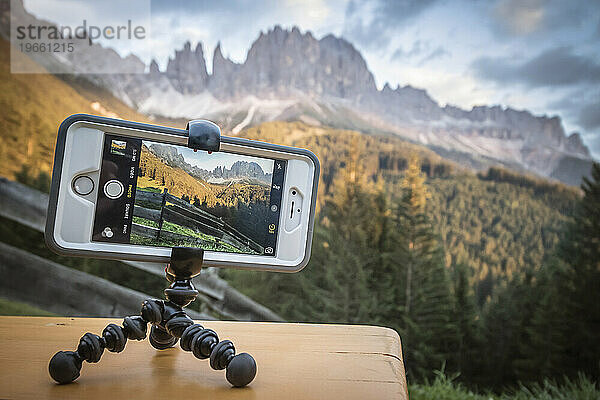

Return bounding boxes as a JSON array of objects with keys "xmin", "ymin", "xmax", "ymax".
[{"xmin": 92, "ymin": 134, "xmax": 286, "ymax": 256}]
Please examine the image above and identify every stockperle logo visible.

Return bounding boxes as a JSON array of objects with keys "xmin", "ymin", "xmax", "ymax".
[{"xmin": 10, "ymin": 0, "xmax": 151, "ymax": 74}]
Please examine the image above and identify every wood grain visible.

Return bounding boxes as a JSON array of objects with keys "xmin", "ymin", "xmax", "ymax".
[{"xmin": 0, "ymin": 316, "xmax": 408, "ymax": 399}]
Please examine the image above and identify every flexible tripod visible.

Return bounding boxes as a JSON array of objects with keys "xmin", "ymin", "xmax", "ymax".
[
  {"xmin": 48, "ymin": 119, "xmax": 257, "ymax": 387},
  {"xmin": 48, "ymin": 247, "xmax": 257, "ymax": 387}
]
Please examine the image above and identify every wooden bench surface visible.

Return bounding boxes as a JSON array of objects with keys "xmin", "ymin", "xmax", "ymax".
[{"xmin": 0, "ymin": 317, "xmax": 408, "ymax": 399}]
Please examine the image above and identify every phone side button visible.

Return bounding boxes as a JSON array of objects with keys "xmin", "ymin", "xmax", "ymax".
[{"xmin": 104, "ymin": 180, "xmax": 124, "ymax": 199}]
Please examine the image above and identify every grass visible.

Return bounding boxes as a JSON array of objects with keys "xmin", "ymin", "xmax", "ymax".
[
  {"xmin": 133, "ymin": 215, "xmax": 159, "ymax": 229},
  {"xmin": 131, "ymin": 216, "xmax": 251, "ymax": 254},
  {"xmin": 0, "ymin": 297, "xmax": 56, "ymax": 316},
  {"xmin": 506, "ymin": 375, "xmax": 599, "ymax": 400},
  {"xmin": 140, "ymin": 186, "xmax": 162, "ymax": 193},
  {"xmin": 409, "ymin": 369, "xmax": 599, "ymax": 400}
]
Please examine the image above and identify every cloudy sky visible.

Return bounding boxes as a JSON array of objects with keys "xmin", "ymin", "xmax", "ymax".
[{"xmin": 24, "ymin": 0, "xmax": 600, "ymax": 157}]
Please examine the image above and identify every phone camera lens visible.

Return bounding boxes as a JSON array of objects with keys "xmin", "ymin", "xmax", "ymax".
[{"xmin": 73, "ymin": 175, "xmax": 94, "ymax": 196}]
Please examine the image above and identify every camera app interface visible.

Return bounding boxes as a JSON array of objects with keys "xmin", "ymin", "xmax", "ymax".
[{"xmin": 92, "ymin": 134, "xmax": 286, "ymax": 256}]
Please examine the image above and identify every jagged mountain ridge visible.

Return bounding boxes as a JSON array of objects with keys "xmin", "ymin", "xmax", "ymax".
[
  {"xmin": 125, "ymin": 26, "xmax": 592, "ymax": 184},
  {"xmin": 146, "ymin": 143, "xmax": 271, "ymax": 185},
  {"xmin": 1, "ymin": 1, "xmax": 593, "ymax": 184}
]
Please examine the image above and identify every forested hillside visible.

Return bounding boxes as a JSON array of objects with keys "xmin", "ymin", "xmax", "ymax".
[
  {"xmin": 0, "ymin": 39, "xmax": 151, "ymax": 184},
  {"xmin": 234, "ymin": 122, "xmax": 580, "ymax": 301},
  {"xmin": 427, "ymin": 175, "xmax": 574, "ymax": 304},
  {"xmin": 222, "ymin": 155, "xmax": 598, "ymax": 391}
]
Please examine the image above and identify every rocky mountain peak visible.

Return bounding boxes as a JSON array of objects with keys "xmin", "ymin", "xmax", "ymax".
[
  {"xmin": 165, "ymin": 41, "xmax": 208, "ymax": 94},
  {"xmin": 566, "ymin": 133, "xmax": 590, "ymax": 157},
  {"xmin": 148, "ymin": 144, "xmax": 186, "ymax": 168},
  {"xmin": 229, "ymin": 26, "xmax": 377, "ymax": 99},
  {"xmin": 149, "ymin": 59, "xmax": 160, "ymax": 76},
  {"xmin": 210, "ymin": 42, "xmax": 241, "ymax": 98},
  {"xmin": 147, "ymin": 144, "xmax": 270, "ymax": 184},
  {"xmin": 211, "ymin": 161, "xmax": 270, "ymax": 184}
]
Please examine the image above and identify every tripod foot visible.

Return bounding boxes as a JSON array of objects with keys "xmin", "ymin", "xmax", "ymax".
[
  {"xmin": 48, "ymin": 351, "xmax": 82, "ymax": 384},
  {"xmin": 226, "ymin": 353, "xmax": 257, "ymax": 387}
]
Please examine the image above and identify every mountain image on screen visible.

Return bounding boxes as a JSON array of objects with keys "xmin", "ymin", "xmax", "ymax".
[
  {"xmin": 130, "ymin": 142, "xmax": 274, "ymax": 254},
  {"xmin": 147, "ymin": 143, "xmax": 272, "ymax": 185}
]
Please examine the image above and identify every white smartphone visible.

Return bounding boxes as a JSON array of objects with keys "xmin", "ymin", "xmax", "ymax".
[{"xmin": 45, "ymin": 115, "xmax": 319, "ymax": 272}]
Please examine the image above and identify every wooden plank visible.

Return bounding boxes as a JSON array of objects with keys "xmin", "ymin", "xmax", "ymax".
[
  {"xmin": 132, "ymin": 205, "xmax": 161, "ymax": 222},
  {"xmin": 132, "ymin": 222, "xmax": 215, "ymax": 249},
  {"xmin": 157, "ymin": 189, "xmax": 168, "ymax": 239},
  {"xmin": 164, "ymin": 193, "xmax": 263, "ymax": 252},
  {"xmin": 0, "ymin": 242, "xmax": 208, "ymax": 319},
  {"xmin": 0, "ymin": 317, "xmax": 408, "ymax": 400},
  {"xmin": 165, "ymin": 192, "xmax": 218, "ymax": 221},
  {"xmin": 131, "ymin": 222, "xmax": 160, "ymax": 238},
  {"xmin": 0, "ymin": 177, "xmax": 47, "ymax": 231},
  {"xmin": 165, "ymin": 202, "xmax": 226, "ymax": 232},
  {"xmin": 162, "ymin": 207, "xmax": 258, "ymax": 254},
  {"xmin": 133, "ymin": 189, "xmax": 163, "ymax": 206},
  {"xmin": 162, "ymin": 207, "xmax": 225, "ymax": 239}
]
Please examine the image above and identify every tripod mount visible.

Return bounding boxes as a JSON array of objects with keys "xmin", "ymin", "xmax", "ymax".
[{"xmin": 48, "ymin": 120, "xmax": 256, "ymax": 387}]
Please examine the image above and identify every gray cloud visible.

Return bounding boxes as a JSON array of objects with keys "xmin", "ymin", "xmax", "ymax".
[
  {"xmin": 343, "ymin": 0, "xmax": 439, "ymax": 49},
  {"xmin": 150, "ymin": 0, "xmax": 257, "ymax": 14},
  {"xmin": 418, "ymin": 46, "xmax": 449, "ymax": 66},
  {"xmin": 493, "ymin": 0, "xmax": 545, "ymax": 36},
  {"xmin": 492, "ymin": 0, "xmax": 597, "ymax": 37},
  {"xmin": 391, "ymin": 40, "xmax": 426, "ymax": 60},
  {"xmin": 392, "ymin": 40, "xmax": 449, "ymax": 65},
  {"xmin": 579, "ymin": 101, "xmax": 600, "ymax": 131},
  {"xmin": 582, "ymin": 132, "xmax": 600, "ymax": 159},
  {"xmin": 472, "ymin": 46, "xmax": 600, "ymax": 87}
]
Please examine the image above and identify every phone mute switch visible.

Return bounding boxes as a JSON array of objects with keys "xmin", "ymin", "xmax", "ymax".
[{"xmin": 104, "ymin": 180, "xmax": 124, "ymax": 199}]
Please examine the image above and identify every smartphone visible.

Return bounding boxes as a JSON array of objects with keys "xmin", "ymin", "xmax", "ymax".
[{"xmin": 45, "ymin": 115, "xmax": 319, "ymax": 272}]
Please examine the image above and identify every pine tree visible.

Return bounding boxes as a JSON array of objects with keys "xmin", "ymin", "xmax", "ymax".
[
  {"xmin": 524, "ymin": 162, "xmax": 600, "ymax": 380},
  {"xmin": 450, "ymin": 261, "xmax": 481, "ymax": 379},
  {"xmin": 308, "ymin": 141, "xmax": 383, "ymax": 323},
  {"xmin": 481, "ymin": 271, "xmax": 537, "ymax": 388},
  {"xmin": 193, "ymin": 196, "xmax": 201, "ymax": 208},
  {"xmin": 386, "ymin": 155, "xmax": 456, "ymax": 380}
]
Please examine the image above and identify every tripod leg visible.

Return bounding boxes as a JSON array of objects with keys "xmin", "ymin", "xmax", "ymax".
[
  {"xmin": 180, "ymin": 323, "xmax": 257, "ymax": 387},
  {"xmin": 48, "ymin": 316, "xmax": 148, "ymax": 384},
  {"xmin": 48, "ymin": 299, "xmax": 163, "ymax": 384}
]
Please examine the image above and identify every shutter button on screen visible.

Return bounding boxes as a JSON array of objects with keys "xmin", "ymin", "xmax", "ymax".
[
  {"xmin": 72, "ymin": 176, "xmax": 94, "ymax": 196},
  {"xmin": 104, "ymin": 179, "xmax": 124, "ymax": 199}
]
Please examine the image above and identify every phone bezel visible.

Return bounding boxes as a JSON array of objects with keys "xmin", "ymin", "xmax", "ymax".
[{"xmin": 45, "ymin": 114, "xmax": 320, "ymax": 272}]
